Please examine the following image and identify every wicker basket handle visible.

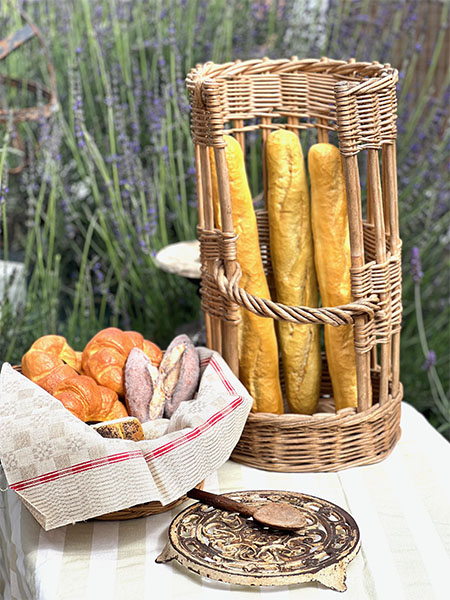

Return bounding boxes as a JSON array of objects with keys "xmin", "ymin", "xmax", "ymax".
[{"xmin": 212, "ymin": 260, "xmax": 379, "ymax": 326}]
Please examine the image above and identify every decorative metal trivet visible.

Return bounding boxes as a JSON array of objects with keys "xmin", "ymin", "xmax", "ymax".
[{"xmin": 157, "ymin": 490, "xmax": 360, "ymax": 591}]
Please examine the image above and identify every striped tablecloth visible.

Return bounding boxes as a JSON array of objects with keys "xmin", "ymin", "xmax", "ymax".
[{"xmin": 1, "ymin": 402, "xmax": 449, "ymax": 600}]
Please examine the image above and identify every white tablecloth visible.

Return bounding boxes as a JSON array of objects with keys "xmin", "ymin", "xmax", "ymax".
[{"xmin": 1, "ymin": 402, "xmax": 449, "ymax": 600}]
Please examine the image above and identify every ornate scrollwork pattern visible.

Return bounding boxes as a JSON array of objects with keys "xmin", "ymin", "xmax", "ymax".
[{"xmin": 168, "ymin": 490, "xmax": 360, "ymax": 581}]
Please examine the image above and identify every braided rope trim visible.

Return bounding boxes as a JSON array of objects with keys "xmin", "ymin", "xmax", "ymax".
[{"xmin": 212, "ymin": 261, "xmax": 379, "ymax": 326}]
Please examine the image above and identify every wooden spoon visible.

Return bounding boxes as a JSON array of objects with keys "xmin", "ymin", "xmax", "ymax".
[{"xmin": 186, "ymin": 488, "xmax": 307, "ymax": 531}]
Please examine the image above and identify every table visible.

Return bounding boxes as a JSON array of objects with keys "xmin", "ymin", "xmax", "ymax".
[{"xmin": 1, "ymin": 402, "xmax": 449, "ymax": 600}]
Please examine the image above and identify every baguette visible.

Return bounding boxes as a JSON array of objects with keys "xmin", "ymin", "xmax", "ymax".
[
  {"xmin": 266, "ymin": 130, "xmax": 321, "ymax": 414},
  {"xmin": 308, "ymin": 143, "xmax": 357, "ymax": 410},
  {"xmin": 209, "ymin": 136, "xmax": 283, "ymax": 414}
]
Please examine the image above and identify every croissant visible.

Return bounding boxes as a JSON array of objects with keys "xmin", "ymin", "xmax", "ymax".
[
  {"xmin": 22, "ymin": 335, "xmax": 81, "ymax": 393},
  {"xmin": 82, "ymin": 327, "xmax": 163, "ymax": 396},
  {"xmin": 52, "ymin": 375, "xmax": 128, "ymax": 422}
]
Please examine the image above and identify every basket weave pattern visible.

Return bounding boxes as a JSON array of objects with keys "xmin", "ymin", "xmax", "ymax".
[{"xmin": 186, "ymin": 57, "xmax": 402, "ymax": 472}]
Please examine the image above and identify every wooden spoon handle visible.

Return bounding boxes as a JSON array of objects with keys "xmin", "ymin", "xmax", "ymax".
[{"xmin": 186, "ymin": 488, "xmax": 254, "ymax": 518}]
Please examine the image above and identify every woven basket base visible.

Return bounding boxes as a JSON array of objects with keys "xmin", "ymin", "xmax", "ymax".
[
  {"xmin": 231, "ymin": 391, "xmax": 402, "ymax": 473},
  {"xmin": 95, "ymin": 480, "xmax": 205, "ymax": 521}
]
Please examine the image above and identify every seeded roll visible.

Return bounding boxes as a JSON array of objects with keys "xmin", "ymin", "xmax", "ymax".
[{"xmin": 91, "ymin": 417, "xmax": 144, "ymax": 441}]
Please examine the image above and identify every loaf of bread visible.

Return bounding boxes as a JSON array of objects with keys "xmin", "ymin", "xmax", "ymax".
[
  {"xmin": 124, "ymin": 347, "xmax": 159, "ymax": 422},
  {"xmin": 209, "ymin": 135, "xmax": 283, "ymax": 414},
  {"xmin": 308, "ymin": 143, "xmax": 357, "ymax": 410},
  {"xmin": 91, "ymin": 417, "xmax": 144, "ymax": 441},
  {"xmin": 149, "ymin": 334, "xmax": 200, "ymax": 419},
  {"xmin": 266, "ymin": 130, "xmax": 321, "ymax": 414},
  {"xmin": 52, "ymin": 375, "xmax": 128, "ymax": 422}
]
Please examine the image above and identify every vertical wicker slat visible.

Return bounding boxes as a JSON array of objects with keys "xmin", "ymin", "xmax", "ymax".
[
  {"xmin": 367, "ymin": 148, "xmax": 389, "ymax": 405},
  {"xmin": 385, "ymin": 141, "xmax": 402, "ymax": 398},
  {"xmin": 213, "ymin": 146, "xmax": 239, "ymax": 375},
  {"xmin": 186, "ymin": 57, "xmax": 402, "ymax": 472}
]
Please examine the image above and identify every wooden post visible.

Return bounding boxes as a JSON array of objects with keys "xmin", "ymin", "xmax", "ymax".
[
  {"xmin": 381, "ymin": 144, "xmax": 392, "ymax": 380},
  {"xmin": 367, "ymin": 148, "xmax": 389, "ymax": 405},
  {"xmin": 199, "ymin": 144, "xmax": 222, "ymax": 354},
  {"xmin": 234, "ymin": 119, "xmax": 245, "ymax": 152},
  {"xmin": 195, "ymin": 144, "xmax": 212, "ymax": 350},
  {"xmin": 341, "ymin": 154, "xmax": 372, "ymax": 412},
  {"xmin": 317, "ymin": 118, "xmax": 329, "ymax": 143},
  {"xmin": 384, "ymin": 142, "xmax": 401, "ymax": 398},
  {"xmin": 213, "ymin": 147, "xmax": 239, "ymax": 376},
  {"xmin": 366, "ymin": 154, "xmax": 378, "ymax": 372},
  {"xmin": 261, "ymin": 116, "xmax": 272, "ymax": 210}
]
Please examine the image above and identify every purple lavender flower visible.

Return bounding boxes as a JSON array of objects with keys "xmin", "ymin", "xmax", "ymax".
[
  {"xmin": 93, "ymin": 261, "xmax": 105, "ymax": 283},
  {"xmin": 422, "ymin": 350, "xmax": 437, "ymax": 371},
  {"xmin": 411, "ymin": 246, "xmax": 423, "ymax": 284},
  {"xmin": 0, "ymin": 184, "xmax": 8, "ymax": 205}
]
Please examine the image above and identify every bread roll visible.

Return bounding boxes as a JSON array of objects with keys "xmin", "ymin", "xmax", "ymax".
[
  {"xmin": 149, "ymin": 334, "xmax": 200, "ymax": 420},
  {"xmin": 39, "ymin": 363, "xmax": 80, "ymax": 394},
  {"xmin": 21, "ymin": 335, "xmax": 82, "ymax": 393},
  {"xmin": 82, "ymin": 327, "xmax": 162, "ymax": 396},
  {"xmin": 91, "ymin": 417, "xmax": 144, "ymax": 441},
  {"xmin": 124, "ymin": 347, "xmax": 159, "ymax": 422},
  {"xmin": 210, "ymin": 135, "xmax": 283, "ymax": 414},
  {"xmin": 266, "ymin": 130, "xmax": 321, "ymax": 414},
  {"xmin": 308, "ymin": 143, "xmax": 357, "ymax": 410},
  {"xmin": 52, "ymin": 375, "xmax": 128, "ymax": 422}
]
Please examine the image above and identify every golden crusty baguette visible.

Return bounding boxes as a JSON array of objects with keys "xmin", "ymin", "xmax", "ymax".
[
  {"xmin": 209, "ymin": 135, "xmax": 283, "ymax": 414},
  {"xmin": 308, "ymin": 142, "xmax": 357, "ymax": 410},
  {"xmin": 266, "ymin": 130, "xmax": 321, "ymax": 414}
]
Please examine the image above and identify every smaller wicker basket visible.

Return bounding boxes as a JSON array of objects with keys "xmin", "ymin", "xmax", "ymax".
[
  {"xmin": 95, "ymin": 480, "xmax": 204, "ymax": 521},
  {"xmin": 12, "ymin": 365, "xmax": 204, "ymax": 520},
  {"xmin": 186, "ymin": 56, "xmax": 403, "ymax": 472}
]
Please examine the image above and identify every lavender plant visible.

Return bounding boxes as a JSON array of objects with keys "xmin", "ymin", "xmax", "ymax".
[{"xmin": 0, "ymin": 0, "xmax": 448, "ymax": 436}]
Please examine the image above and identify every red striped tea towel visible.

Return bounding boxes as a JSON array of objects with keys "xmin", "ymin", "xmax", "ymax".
[{"xmin": 0, "ymin": 348, "xmax": 252, "ymax": 530}]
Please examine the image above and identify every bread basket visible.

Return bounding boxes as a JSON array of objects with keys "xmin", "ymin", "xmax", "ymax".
[
  {"xmin": 6, "ymin": 346, "xmax": 251, "ymax": 528},
  {"xmin": 95, "ymin": 479, "xmax": 205, "ymax": 521},
  {"xmin": 186, "ymin": 56, "xmax": 402, "ymax": 472},
  {"xmin": 11, "ymin": 365, "xmax": 197, "ymax": 521}
]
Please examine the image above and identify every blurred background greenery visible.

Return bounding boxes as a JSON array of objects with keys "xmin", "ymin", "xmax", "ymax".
[{"xmin": 0, "ymin": 0, "xmax": 448, "ymax": 436}]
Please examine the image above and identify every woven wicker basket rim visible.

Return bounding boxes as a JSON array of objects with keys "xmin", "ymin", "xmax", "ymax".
[
  {"xmin": 187, "ymin": 56, "xmax": 398, "ymax": 94},
  {"xmin": 245, "ymin": 388, "xmax": 402, "ymax": 426}
]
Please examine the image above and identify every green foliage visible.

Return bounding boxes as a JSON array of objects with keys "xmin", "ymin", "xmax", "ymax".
[{"xmin": 0, "ymin": 0, "xmax": 448, "ymax": 436}]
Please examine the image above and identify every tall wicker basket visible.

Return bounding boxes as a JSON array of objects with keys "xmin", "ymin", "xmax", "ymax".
[{"xmin": 186, "ymin": 57, "xmax": 402, "ymax": 472}]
